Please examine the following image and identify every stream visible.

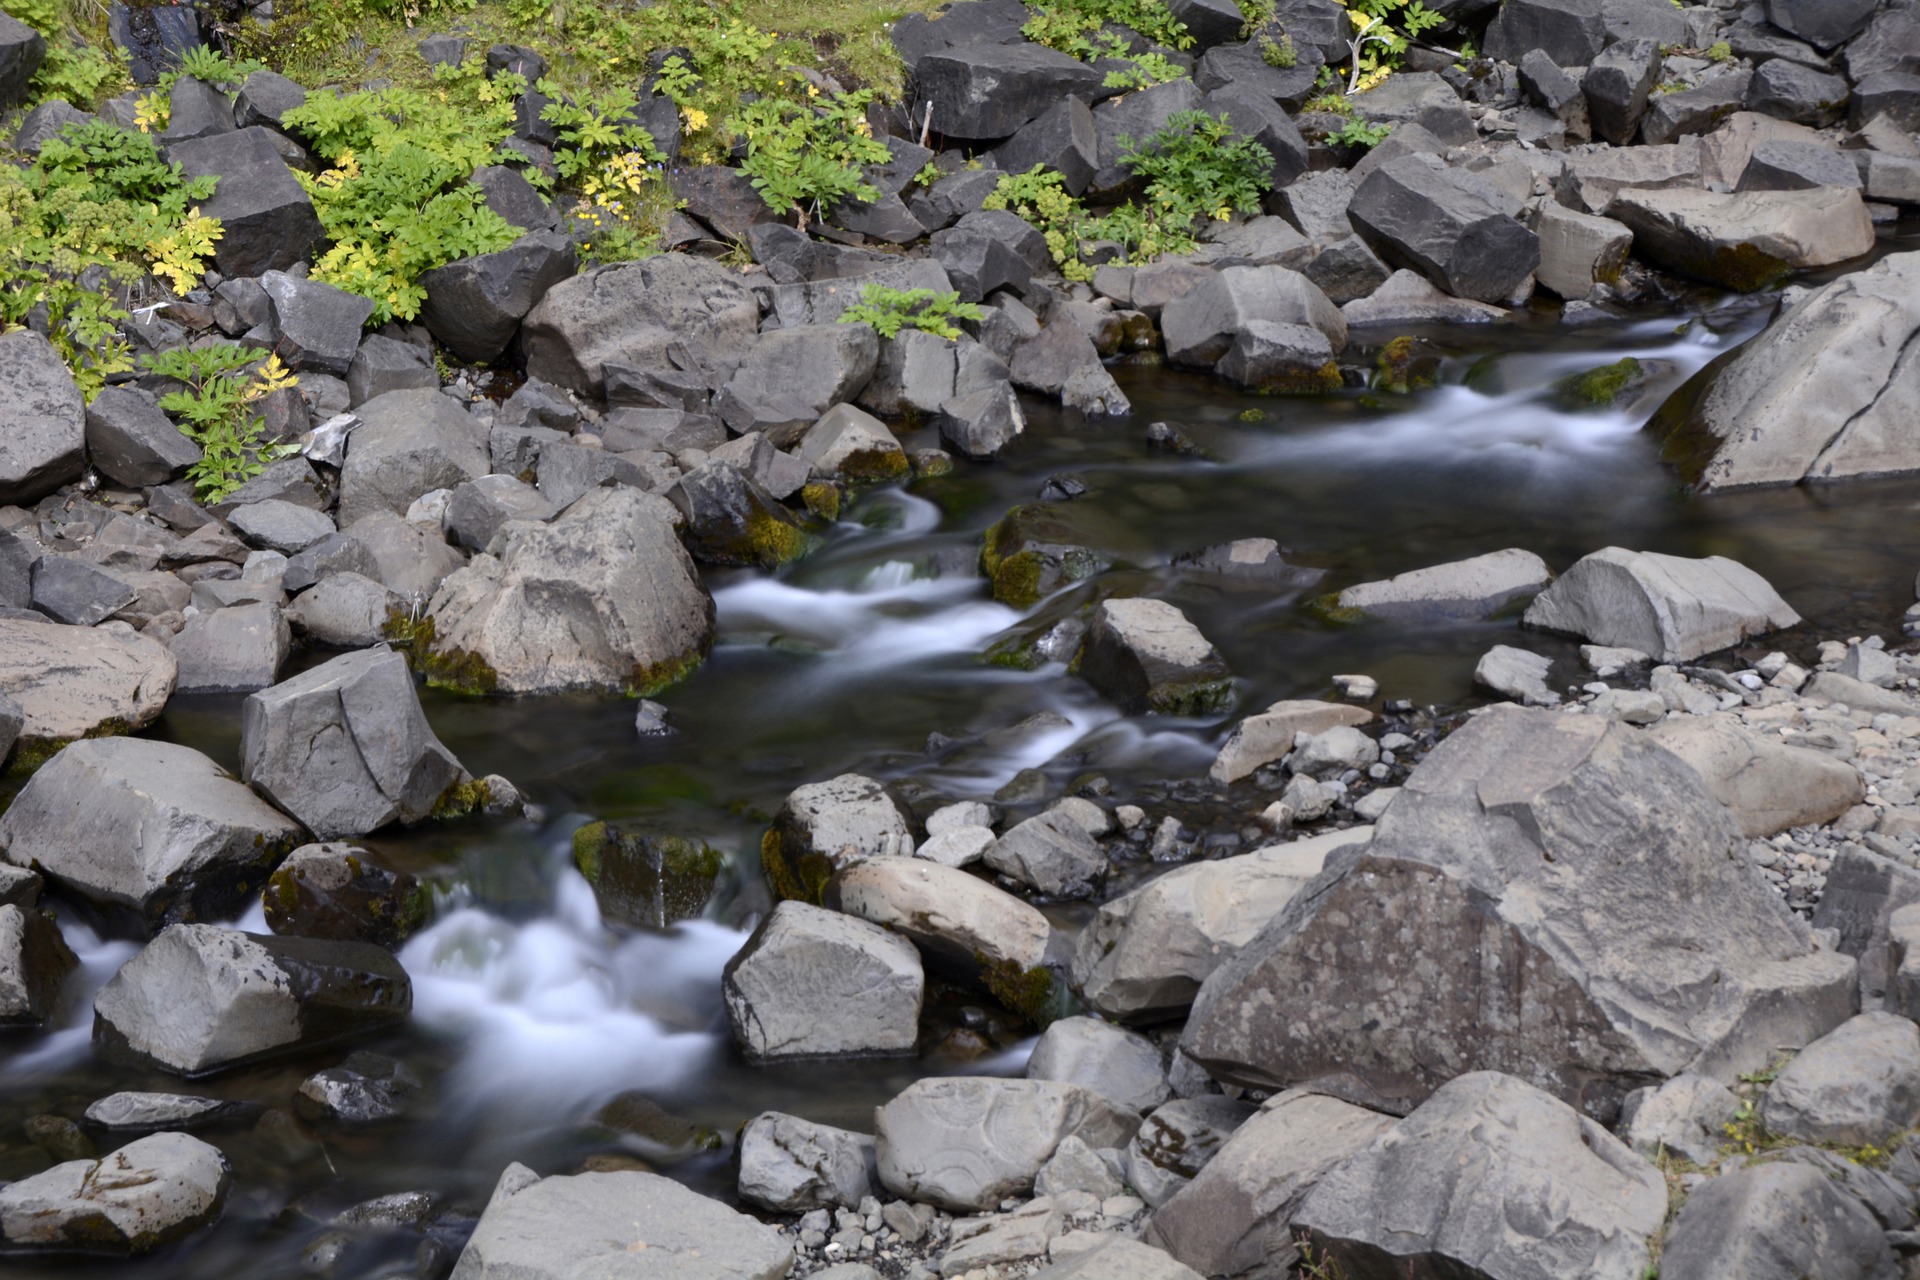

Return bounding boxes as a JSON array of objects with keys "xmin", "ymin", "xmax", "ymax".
[{"xmin": 9, "ymin": 255, "xmax": 1920, "ymax": 1276}]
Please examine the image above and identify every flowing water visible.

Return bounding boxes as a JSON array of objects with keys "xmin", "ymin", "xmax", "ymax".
[{"xmin": 9, "ymin": 254, "xmax": 1920, "ymax": 1275}]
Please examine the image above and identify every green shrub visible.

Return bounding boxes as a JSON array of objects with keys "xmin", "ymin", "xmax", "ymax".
[
  {"xmin": 138, "ymin": 345, "xmax": 299, "ymax": 502},
  {"xmin": 1022, "ymin": 0, "xmax": 1193, "ymax": 59},
  {"xmin": 1118, "ymin": 109, "xmax": 1274, "ymax": 227},
  {"xmin": 736, "ymin": 89, "xmax": 890, "ymax": 229},
  {"xmin": 1, "ymin": 0, "xmax": 126, "ymax": 107},
  {"xmin": 839, "ymin": 285, "xmax": 983, "ymax": 339}
]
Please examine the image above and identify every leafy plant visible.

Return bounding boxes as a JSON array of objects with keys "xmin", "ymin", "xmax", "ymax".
[
  {"xmin": 139, "ymin": 345, "xmax": 300, "ymax": 502},
  {"xmin": 983, "ymin": 166, "xmax": 1096, "ymax": 281},
  {"xmin": 540, "ymin": 80, "xmax": 667, "ymax": 181},
  {"xmin": 1259, "ymin": 30, "xmax": 1297, "ymax": 67},
  {"xmin": 1118, "ymin": 109, "xmax": 1274, "ymax": 226},
  {"xmin": 1304, "ymin": 91, "xmax": 1355, "ymax": 116},
  {"xmin": 1, "ymin": 0, "xmax": 126, "ymax": 107},
  {"xmin": 1330, "ymin": 117, "xmax": 1390, "ymax": 148},
  {"xmin": 1022, "ymin": 0, "xmax": 1193, "ymax": 59},
  {"xmin": 736, "ymin": 89, "xmax": 890, "ymax": 229},
  {"xmin": 1706, "ymin": 40, "xmax": 1731, "ymax": 62},
  {"xmin": 839, "ymin": 285, "xmax": 983, "ymax": 339},
  {"xmin": 283, "ymin": 74, "xmax": 523, "ymax": 322},
  {"xmin": 176, "ymin": 46, "xmax": 266, "ymax": 88},
  {"xmin": 1340, "ymin": 0, "xmax": 1444, "ymax": 93},
  {"xmin": 1102, "ymin": 49, "xmax": 1190, "ymax": 90},
  {"xmin": 0, "ymin": 120, "xmax": 225, "ymax": 397}
]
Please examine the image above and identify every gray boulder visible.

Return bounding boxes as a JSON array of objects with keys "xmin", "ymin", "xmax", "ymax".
[
  {"xmin": 874, "ymin": 1077, "xmax": 1139, "ymax": 1212},
  {"xmin": 343, "ymin": 511, "xmax": 467, "ymax": 602},
  {"xmin": 1640, "ymin": 70, "xmax": 1752, "ymax": 147},
  {"xmin": 1583, "ymin": 37, "xmax": 1658, "ymax": 146},
  {"xmin": 1647, "ymin": 716, "xmax": 1864, "ymax": 837},
  {"xmin": 1648, "ymin": 250, "xmax": 1920, "ymax": 491},
  {"xmin": 1182, "ymin": 707, "xmax": 1855, "ymax": 1120},
  {"xmin": 1761, "ymin": 0, "xmax": 1875, "ymax": 52},
  {"xmin": 420, "ymin": 230, "xmax": 577, "ymax": 363},
  {"xmin": 1350, "ymin": 154, "xmax": 1541, "ymax": 305},
  {"xmin": 722, "ymin": 900, "xmax": 923, "ymax": 1061},
  {"xmin": 170, "ymin": 601, "xmax": 291, "ymax": 692},
  {"xmin": 421, "ymin": 486, "xmax": 714, "ymax": 695},
  {"xmin": 1160, "ymin": 265, "xmax": 1344, "ymax": 369},
  {"xmin": 264, "ymin": 841, "xmax": 428, "ymax": 948},
  {"xmin": 984, "ymin": 809, "xmax": 1104, "ymax": 898},
  {"xmin": 1333, "ymin": 547, "xmax": 1551, "ymax": 622},
  {"xmin": 1531, "ymin": 202, "xmax": 1633, "ymax": 300},
  {"xmin": 1030, "ymin": 1239, "xmax": 1202, "ymax": 1280},
  {"xmin": 0, "ymin": 618, "xmax": 176, "ymax": 752},
  {"xmin": 737, "ymin": 1112, "xmax": 878, "ymax": 1213},
  {"xmin": 1027, "ymin": 1016, "xmax": 1169, "ymax": 1113},
  {"xmin": 261, "ymin": 270, "xmax": 376, "ymax": 376},
  {"xmin": 935, "ymin": 384, "xmax": 1027, "ymax": 460},
  {"xmin": 716, "ymin": 324, "xmax": 879, "ymax": 445},
  {"xmin": 32, "ymin": 555, "xmax": 135, "ymax": 625},
  {"xmin": 449, "ymin": 1164, "xmax": 792, "ymax": 1280},
  {"xmin": 1485, "ymin": 0, "xmax": 1609, "ymax": 70},
  {"xmin": 1292, "ymin": 1072, "xmax": 1666, "ymax": 1280},
  {"xmin": 1818, "ymin": 848, "xmax": 1920, "ymax": 1012},
  {"xmin": 1606, "ymin": 185, "xmax": 1874, "ymax": 291},
  {"xmin": 1210, "ymin": 701, "xmax": 1374, "ymax": 787},
  {"xmin": 0, "ymin": 330, "xmax": 85, "ymax": 506},
  {"xmin": 166, "ymin": 128, "xmax": 323, "ymax": 277},
  {"xmin": 1474, "ymin": 644, "xmax": 1558, "ymax": 705},
  {"xmin": 909, "ymin": 43, "xmax": 1104, "ymax": 143},
  {"xmin": 0, "ymin": 902, "xmax": 77, "ymax": 1025},
  {"xmin": 93, "ymin": 923, "xmax": 411, "ymax": 1074},
  {"xmin": 827, "ymin": 857, "xmax": 1050, "ymax": 978},
  {"xmin": 1523, "ymin": 546, "xmax": 1799, "ymax": 662},
  {"xmin": 1079, "ymin": 597, "xmax": 1233, "ymax": 716},
  {"xmin": 0, "ymin": 738, "xmax": 303, "ymax": 935},
  {"xmin": 294, "ymin": 1049, "xmax": 419, "ymax": 1126},
  {"xmin": 1739, "ymin": 138, "xmax": 1863, "ymax": 193},
  {"xmin": 445, "ymin": 474, "xmax": 557, "ymax": 552},
  {"xmin": 230, "ymin": 499, "xmax": 335, "ymax": 554},
  {"xmin": 1217, "ymin": 319, "xmax": 1340, "ymax": 395},
  {"xmin": 85, "ymin": 386, "xmax": 200, "ymax": 488},
  {"xmin": 345, "ymin": 334, "xmax": 437, "ymax": 407},
  {"xmin": 1350, "ymin": 70, "xmax": 1476, "ymax": 146},
  {"xmin": 1145, "ymin": 1089, "xmax": 1395, "ymax": 1277},
  {"xmin": 764, "ymin": 773, "xmax": 917, "ymax": 892},
  {"xmin": 337, "ymin": 390, "xmax": 487, "ymax": 527},
  {"xmin": 233, "ymin": 68, "xmax": 305, "ymax": 128},
  {"xmin": 240, "ymin": 645, "xmax": 469, "ymax": 840},
  {"xmin": 1656, "ymin": 1162, "xmax": 1897, "ymax": 1280},
  {"xmin": 1758, "ymin": 1012, "xmax": 1920, "ymax": 1146},
  {"xmin": 519, "ymin": 254, "xmax": 761, "ymax": 394},
  {"xmin": 1073, "ymin": 828, "xmax": 1373, "ymax": 1021},
  {"xmin": 1619, "ymin": 1072, "xmax": 1740, "ymax": 1166},
  {"xmin": 798, "ymin": 403, "xmax": 908, "ymax": 482},
  {"xmin": 994, "ymin": 97, "xmax": 1098, "ymax": 195},
  {"xmin": 0, "ymin": 12, "xmax": 45, "ymax": 106},
  {"xmin": 84, "ymin": 1092, "xmax": 244, "ymax": 1132},
  {"xmin": 1123, "ymin": 1094, "xmax": 1254, "ymax": 1208},
  {"xmin": 0, "ymin": 1132, "xmax": 229, "ymax": 1253}
]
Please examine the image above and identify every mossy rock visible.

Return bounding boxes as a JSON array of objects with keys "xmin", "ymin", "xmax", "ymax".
[
  {"xmin": 980, "ymin": 504, "xmax": 1113, "ymax": 609},
  {"xmin": 1305, "ymin": 592, "xmax": 1367, "ymax": 626},
  {"xmin": 1250, "ymin": 360, "xmax": 1343, "ymax": 396},
  {"xmin": 263, "ymin": 844, "xmax": 430, "ymax": 950},
  {"xmin": 979, "ymin": 955, "xmax": 1063, "ymax": 1030},
  {"xmin": 836, "ymin": 447, "xmax": 913, "ymax": 487},
  {"xmin": 758, "ymin": 827, "xmax": 837, "ymax": 907},
  {"xmin": 1374, "ymin": 336, "xmax": 1441, "ymax": 394},
  {"xmin": 1554, "ymin": 356, "xmax": 1647, "ymax": 411},
  {"xmin": 573, "ymin": 819, "xmax": 726, "ymax": 928},
  {"xmin": 1145, "ymin": 675, "xmax": 1237, "ymax": 717},
  {"xmin": 1644, "ymin": 341, "xmax": 1748, "ymax": 488},
  {"xmin": 801, "ymin": 481, "xmax": 841, "ymax": 521},
  {"xmin": 589, "ymin": 1091, "xmax": 724, "ymax": 1158},
  {"xmin": 3, "ymin": 717, "xmax": 135, "ymax": 778}
]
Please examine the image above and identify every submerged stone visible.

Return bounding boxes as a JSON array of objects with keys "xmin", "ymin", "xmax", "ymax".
[{"xmin": 571, "ymin": 820, "xmax": 724, "ymax": 928}]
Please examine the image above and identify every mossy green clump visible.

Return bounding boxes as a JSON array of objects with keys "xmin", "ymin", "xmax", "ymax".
[
  {"xmin": 979, "ymin": 504, "xmax": 1109, "ymax": 609},
  {"xmin": 626, "ymin": 648, "xmax": 707, "ymax": 699},
  {"xmin": 1375, "ymin": 335, "xmax": 1441, "ymax": 394},
  {"xmin": 837, "ymin": 447, "xmax": 914, "ymax": 487},
  {"xmin": 979, "ymin": 955, "xmax": 1060, "ymax": 1029},
  {"xmin": 1556, "ymin": 356, "xmax": 1646, "ymax": 410},
  {"xmin": 913, "ymin": 451, "xmax": 955, "ymax": 479},
  {"xmin": 422, "ymin": 643, "xmax": 502, "ymax": 696},
  {"xmin": 1305, "ymin": 593, "xmax": 1366, "ymax": 626},
  {"xmin": 801, "ymin": 481, "xmax": 842, "ymax": 521},
  {"xmin": 1690, "ymin": 242, "xmax": 1794, "ymax": 293},
  {"xmin": 4, "ymin": 718, "xmax": 136, "ymax": 778},
  {"xmin": 759, "ymin": 827, "xmax": 835, "ymax": 905},
  {"xmin": 433, "ymin": 775, "xmax": 495, "ymax": 819},
  {"xmin": 573, "ymin": 819, "xmax": 725, "ymax": 927},
  {"xmin": 1248, "ymin": 360, "xmax": 1343, "ymax": 395},
  {"xmin": 1146, "ymin": 676, "xmax": 1237, "ymax": 717}
]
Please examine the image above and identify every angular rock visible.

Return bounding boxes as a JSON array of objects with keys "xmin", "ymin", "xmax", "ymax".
[
  {"xmin": 93, "ymin": 923, "xmax": 411, "ymax": 1075},
  {"xmin": 260, "ymin": 270, "xmax": 376, "ymax": 377},
  {"xmin": 1607, "ymin": 185, "xmax": 1874, "ymax": 291},
  {"xmin": 1183, "ymin": 707, "xmax": 1855, "ymax": 1119},
  {"xmin": 0, "ymin": 330, "xmax": 86, "ymax": 506},
  {"xmin": 1758, "ymin": 1012, "xmax": 1920, "ymax": 1146},
  {"xmin": 85, "ymin": 385, "xmax": 200, "ymax": 488},
  {"xmin": 1027, "ymin": 1016, "xmax": 1169, "ymax": 1113},
  {"xmin": 1160, "ymin": 265, "xmax": 1344, "ymax": 369},
  {"xmin": 264, "ymin": 842, "xmax": 428, "ymax": 948},
  {"xmin": 1351, "ymin": 71, "xmax": 1477, "ymax": 147},
  {"xmin": 337, "ymin": 390, "xmax": 487, "ymax": 527},
  {"xmin": 1350, "ymin": 155, "xmax": 1541, "ymax": 305},
  {"xmin": 1486, "ymin": 0, "xmax": 1609, "ymax": 69},
  {"xmin": 1079, "ymin": 597, "xmax": 1233, "ymax": 716},
  {"xmin": 1584, "ymin": 38, "xmax": 1659, "ymax": 146},
  {"xmin": 1640, "ymin": 70, "xmax": 1752, "ymax": 148},
  {"xmin": 874, "ymin": 1077, "xmax": 1139, "ymax": 1212},
  {"xmin": 984, "ymin": 809, "xmax": 1105, "ymax": 898},
  {"xmin": 0, "ymin": 738, "xmax": 302, "ymax": 935},
  {"xmin": 1123, "ymin": 1094, "xmax": 1254, "ymax": 1208},
  {"xmin": 763, "ymin": 772, "xmax": 916, "ymax": 900},
  {"xmin": 1145, "ymin": 1089, "xmax": 1394, "ymax": 1277},
  {"xmin": 0, "ymin": 12, "xmax": 45, "ymax": 106},
  {"xmin": 1619, "ymin": 1072, "xmax": 1741, "ymax": 1166},
  {"xmin": 910, "ymin": 43, "xmax": 1104, "ymax": 143},
  {"xmin": 799, "ymin": 403, "xmax": 908, "ymax": 483},
  {"xmin": 0, "ymin": 902, "xmax": 77, "ymax": 1025},
  {"xmin": 1072, "ymin": 828, "xmax": 1373, "ymax": 1020},
  {"xmin": 241, "ymin": 645, "xmax": 468, "ymax": 840},
  {"xmin": 83, "ymin": 1092, "xmax": 245, "ymax": 1132},
  {"xmin": 1647, "ymin": 717, "xmax": 1864, "ymax": 837},
  {"xmin": 1087, "ymin": 78, "xmax": 1205, "ymax": 201},
  {"xmin": 714, "ymin": 323, "xmax": 878, "ymax": 443},
  {"xmin": 1648, "ymin": 250, "xmax": 1920, "ymax": 490},
  {"xmin": 286, "ymin": 571, "xmax": 396, "ymax": 648},
  {"xmin": 422, "ymin": 486, "xmax": 713, "ymax": 695},
  {"xmin": 737, "ymin": 1112, "xmax": 877, "ymax": 1213},
  {"xmin": 0, "ymin": 618, "xmax": 175, "ymax": 753},
  {"xmin": 828, "ymin": 857, "xmax": 1050, "ymax": 980},
  {"xmin": 344, "ymin": 334, "xmax": 437, "ymax": 407},
  {"xmin": 669, "ymin": 462, "xmax": 806, "ymax": 569},
  {"xmin": 994, "ymin": 97, "xmax": 1099, "ymax": 195},
  {"xmin": 520, "ymin": 254, "xmax": 760, "ymax": 395},
  {"xmin": 294, "ymin": 1049, "xmax": 419, "ymax": 1126},
  {"xmin": 1559, "ymin": 140, "xmax": 1705, "ymax": 214},
  {"xmin": 1474, "ymin": 644, "xmax": 1558, "ymax": 705},
  {"xmin": 1210, "ymin": 700, "xmax": 1372, "ymax": 786},
  {"xmin": 723, "ymin": 899, "xmax": 922, "ymax": 1061},
  {"xmin": 31, "ymin": 555, "xmax": 136, "ymax": 625},
  {"xmin": 170, "ymin": 601, "xmax": 291, "ymax": 692},
  {"xmin": 935, "ymin": 384, "xmax": 1027, "ymax": 461},
  {"xmin": 1745, "ymin": 57, "xmax": 1850, "ymax": 128},
  {"xmin": 1657, "ymin": 1161, "xmax": 1896, "ymax": 1280},
  {"xmin": 166, "ymin": 128, "xmax": 323, "ymax": 277},
  {"xmin": 1333, "ymin": 547, "xmax": 1551, "ymax": 622},
  {"xmin": 1817, "ymin": 847, "xmax": 1920, "ymax": 1011},
  {"xmin": 420, "ymin": 230, "xmax": 579, "ymax": 364},
  {"xmin": 1292, "ymin": 1072, "xmax": 1666, "ymax": 1280},
  {"xmin": 1531, "ymin": 201, "xmax": 1633, "ymax": 299},
  {"xmin": 444, "ymin": 474, "xmax": 556, "ymax": 552},
  {"xmin": 0, "ymin": 1132, "xmax": 228, "ymax": 1253},
  {"xmin": 229, "ymin": 499, "xmax": 334, "ymax": 555},
  {"xmin": 1524, "ymin": 546, "xmax": 1799, "ymax": 662},
  {"xmin": 233, "ymin": 68, "xmax": 305, "ymax": 129}
]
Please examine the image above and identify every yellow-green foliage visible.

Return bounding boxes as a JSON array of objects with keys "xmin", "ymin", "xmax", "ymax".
[{"xmin": 2, "ymin": 0, "xmax": 126, "ymax": 107}]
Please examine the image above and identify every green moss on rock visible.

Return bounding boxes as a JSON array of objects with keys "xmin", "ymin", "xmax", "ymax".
[
  {"xmin": 979, "ymin": 955, "xmax": 1060, "ymax": 1029},
  {"xmin": 1556, "ymin": 356, "xmax": 1646, "ymax": 410},
  {"xmin": 1305, "ymin": 593, "xmax": 1366, "ymax": 626},
  {"xmin": 573, "ymin": 819, "xmax": 725, "ymax": 927},
  {"xmin": 758, "ymin": 828, "xmax": 834, "ymax": 906},
  {"xmin": 1375, "ymin": 335, "xmax": 1441, "ymax": 394}
]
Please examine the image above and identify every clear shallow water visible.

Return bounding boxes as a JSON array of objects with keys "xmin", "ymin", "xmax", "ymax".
[{"xmin": 10, "ymin": 270, "xmax": 1920, "ymax": 1275}]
